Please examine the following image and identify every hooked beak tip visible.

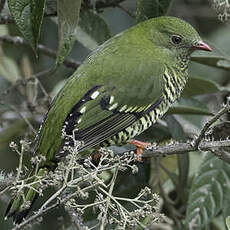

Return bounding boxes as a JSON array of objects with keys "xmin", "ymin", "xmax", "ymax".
[{"xmin": 193, "ymin": 41, "xmax": 212, "ymax": 52}]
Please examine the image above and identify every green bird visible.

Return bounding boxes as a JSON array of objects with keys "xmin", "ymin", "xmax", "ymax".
[{"xmin": 5, "ymin": 16, "xmax": 211, "ymax": 223}]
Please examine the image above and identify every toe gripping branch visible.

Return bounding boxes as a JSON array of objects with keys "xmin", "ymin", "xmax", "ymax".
[{"xmin": 129, "ymin": 140, "xmax": 152, "ymax": 161}]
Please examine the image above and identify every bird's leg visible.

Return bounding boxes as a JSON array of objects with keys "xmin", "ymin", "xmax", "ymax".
[
  {"xmin": 91, "ymin": 150, "xmax": 102, "ymax": 166},
  {"xmin": 129, "ymin": 139, "xmax": 152, "ymax": 161}
]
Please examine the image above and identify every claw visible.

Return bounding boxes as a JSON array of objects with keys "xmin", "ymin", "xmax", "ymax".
[
  {"xmin": 91, "ymin": 151, "xmax": 102, "ymax": 166},
  {"xmin": 129, "ymin": 140, "xmax": 152, "ymax": 162}
]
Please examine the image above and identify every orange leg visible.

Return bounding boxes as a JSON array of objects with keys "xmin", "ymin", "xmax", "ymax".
[
  {"xmin": 129, "ymin": 140, "xmax": 152, "ymax": 162},
  {"xmin": 91, "ymin": 151, "xmax": 102, "ymax": 166}
]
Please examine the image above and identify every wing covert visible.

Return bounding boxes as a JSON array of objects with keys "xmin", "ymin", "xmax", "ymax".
[{"xmin": 57, "ymin": 61, "xmax": 166, "ymax": 157}]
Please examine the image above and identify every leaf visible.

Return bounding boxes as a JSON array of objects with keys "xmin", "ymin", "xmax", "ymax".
[
  {"xmin": 56, "ymin": 0, "xmax": 82, "ymax": 67},
  {"xmin": 168, "ymin": 98, "xmax": 213, "ymax": 116},
  {"xmin": 182, "ymin": 76, "xmax": 221, "ymax": 97},
  {"xmin": 191, "ymin": 54, "xmax": 230, "ymax": 71},
  {"xmin": 31, "ymin": 0, "xmax": 46, "ymax": 51},
  {"xmin": 168, "ymin": 106, "xmax": 212, "ymax": 116},
  {"xmin": 136, "ymin": 0, "xmax": 172, "ymax": 23},
  {"xmin": 185, "ymin": 153, "xmax": 230, "ymax": 229},
  {"xmin": 226, "ymin": 216, "xmax": 230, "ymax": 230},
  {"xmin": 8, "ymin": 0, "xmax": 45, "ymax": 52},
  {"xmin": 166, "ymin": 116, "xmax": 189, "ymax": 197},
  {"xmin": 149, "ymin": 154, "xmax": 178, "ymax": 192},
  {"xmin": 0, "ymin": 46, "xmax": 20, "ymax": 83},
  {"xmin": 77, "ymin": 10, "xmax": 111, "ymax": 50}
]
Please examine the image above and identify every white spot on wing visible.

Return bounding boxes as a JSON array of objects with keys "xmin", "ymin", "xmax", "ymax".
[
  {"xmin": 91, "ymin": 91, "xmax": 99, "ymax": 99},
  {"xmin": 119, "ymin": 105, "xmax": 127, "ymax": 112},
  {"xmin": 145, "ymin": 104, "xmax": 151, "ymax": 110},
  {"xmin": 130, "ymin": 106, "xmax": 138, "ymax": 112},
  {"xmin": 137, "ymin": 106, "xmax": 145, "ymax": 112},
  {"xmin": 80, "ymin": 106, "xmax": 86, "ymax": 113},
  {"xmin": 77, "ymin": 118, "xmax": 82, "ymax": 124},
  {"xmin": 109, "ymin": 96, "xmax": 114, "ymax": 104},
  {"xmin": 108, "ymin": 102, "xmax": 118, "ymax": 110},
  {"xmin": 125, "ymin": 107, "xmax": 133, "ymax": 112}
]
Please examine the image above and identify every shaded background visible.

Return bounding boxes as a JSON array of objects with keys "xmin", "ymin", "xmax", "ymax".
[{"xmin": 0, "ymin": 0, "xmax": 230, "ymax": 229}]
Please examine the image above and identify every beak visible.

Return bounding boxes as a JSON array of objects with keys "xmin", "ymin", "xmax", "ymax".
[{"xmin": 193, "ymin": 41, "xmax": 212, "ymax": 52}]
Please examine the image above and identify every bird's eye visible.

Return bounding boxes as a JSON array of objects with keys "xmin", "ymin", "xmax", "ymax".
[{"xmin": 171, "ymin": 35, "xmax": 182, "ymax": 45}]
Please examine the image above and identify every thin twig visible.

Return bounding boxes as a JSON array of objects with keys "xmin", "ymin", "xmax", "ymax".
[
  {"xmin": 0, "ymin": 102, "xmax": 36, "ymax": 134},
  {"xmin": 142, "ymin": 139, "xmax": 230, "ymax": 157},
  {"xmin": 0, "ymin": 186, "xmax": 10, "ymax": 196},
  {"xmin": 193, "ymin": 101, "xmax": 230, "ymax": 149},
  {"xmin": 0, "ymin": 68, "xmax": 54, "ymax": 101},
  {"xmin": 100, "ymin": 166, "xmax": 119, "ymax": 230},
  {"xmin": 0, "ymin": 35, "xmax": 81, "ymax": 69},
  {"xmin": 12, "ymin": 183, "xmax": 99, "ymax": 230},
  {"xmin": 40, "ymin": 185, "xmax": 66, "ymax": 210}
]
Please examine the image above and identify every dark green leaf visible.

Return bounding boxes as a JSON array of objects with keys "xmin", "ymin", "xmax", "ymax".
[
  {"xmin": 8, "ymin": 0, "xmax": 45, "ymax": 52},
  {"xmin": 191, "ymin": 54, "xmax": 230, "ymax": 70},
  {"xmin": 185, "ymin": 153, "xmax": 230, "ymax": 229},
  {"xmin": 136, "ymin": 0, "xmax": 172, "ymax": 23},
  {"xmin": 168, "ymin": 98, "xmax": 213, "ymax": 115},
  {"xmin": 138, "ymin": 124, "xmax": 171, "ymax": 142},
  {"xmin": 226, "ymin": 217, "xmax": 230, "ymax": 230},
  {"xmin": 166, "ymin": 116, "xmax": 189, "ymax": 201},
  {"xmin": 182, "ymin": 76, "xmax": 221, "ymax": 97},
  {"xmin": 165, "ymin": 116, "xmax": 186, "ymax": 141},
  {"xmin": 77, "ymin": 10, "xmax": 111, "ymax": 50},
  {"xmin": 31, "ymin": 0, "xmax": 46, "ymax": 52},
  {"xmin": 224, "ymin": 196, "xmax": 230, "ymax": 224},
  {"xmin": 56, "ymin": 0, "xmax": 81, "ymax": 67},
  {"xmin": 168, "ymin": 106, "xmax": 212, "ymax": 116}
]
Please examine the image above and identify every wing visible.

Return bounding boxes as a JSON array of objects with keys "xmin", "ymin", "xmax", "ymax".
[
  {"xmin": 36, "ymin": 38, "xmax": 166, "ymax": 161},
  {"xmin": 56, "ymin": 61, "xmax": 166, "ymax": 157}
]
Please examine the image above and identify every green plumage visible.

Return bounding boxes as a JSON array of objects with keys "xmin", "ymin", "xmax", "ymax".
[{"xmin": 5, "ymin": 16, "xmax": 211, "ymax": 223}]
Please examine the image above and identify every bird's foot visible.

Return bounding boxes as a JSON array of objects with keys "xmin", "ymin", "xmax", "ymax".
[
  {"xmin": 129, "ymin": 139, "xmax": 152, "ymax": 162},
  {"xmin": 91, "ymin": 151, "xmax": 102, "ymax": 166}
]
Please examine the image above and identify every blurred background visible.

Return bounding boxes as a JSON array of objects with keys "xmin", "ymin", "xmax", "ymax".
[{"xmin": 0, "ymin": 0, "xmax": 230, "ymax": 229}]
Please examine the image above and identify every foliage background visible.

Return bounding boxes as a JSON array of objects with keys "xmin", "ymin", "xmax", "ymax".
[{"xmin": 0, "ymin": 0, "xmax": 230, "ymax": 229}]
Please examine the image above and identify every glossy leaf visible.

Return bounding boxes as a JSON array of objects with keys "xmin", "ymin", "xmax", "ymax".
[
  {"xmin": 56, "ymin": 0, "xmax": 81, "ymax": 66},
  {"xmin": 191, "ymin": 54, "xmax": 230, "ymax": 70},
  {"xmin": 8, "ymin": 0, "xmax": 45, "ymax": 52},
  {"xmin": 185, "ymin": 153, "xmax": 230, "ymax": 229},
  {"xmin": 77, "ymin": 10, "xmax": 111, "ymax": 50},
  {"xmin": 182, "ymin": 76, "xmax": 221, "ymax": 97},
  {"xmin": 136, "ymin": 0, "xmax": 172, "ymax": 22}
]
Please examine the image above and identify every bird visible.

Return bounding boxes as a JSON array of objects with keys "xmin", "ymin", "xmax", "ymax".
[{"xmin": 5, "ymin": 16, "xmax": 211, "ymax": 224}]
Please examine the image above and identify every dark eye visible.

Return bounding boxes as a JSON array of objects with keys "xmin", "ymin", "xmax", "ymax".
[{"xmin": 171, "ymin": 35, "xmax": 182, "ymax": 45}]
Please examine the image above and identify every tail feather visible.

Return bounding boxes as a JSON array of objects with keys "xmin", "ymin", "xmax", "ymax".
[{"xmin": 5, "ymin": 167, "xmax": 47, "ymax": 224}]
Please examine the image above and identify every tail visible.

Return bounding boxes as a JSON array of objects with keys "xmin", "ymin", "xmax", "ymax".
[{"xmin": 5, "ymin": 167, "xmax": 48, "ymax": 224}]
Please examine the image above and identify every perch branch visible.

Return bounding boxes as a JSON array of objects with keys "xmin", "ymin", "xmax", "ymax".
[
  {"xmin": 0, "ymin": 35, "xmax": 81, "ymax": 69},
  {"xmin": 193, "ymin": 98, "xmax": 230, "ymax": 149},
  {"xmin": 142, "ymin": 140, "xmax": 230, "ymax": 157}
]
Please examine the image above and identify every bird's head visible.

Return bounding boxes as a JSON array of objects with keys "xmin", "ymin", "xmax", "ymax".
[{"xmin": 147, "ymin": 16, "xmax": 211, "ymax": 62}]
